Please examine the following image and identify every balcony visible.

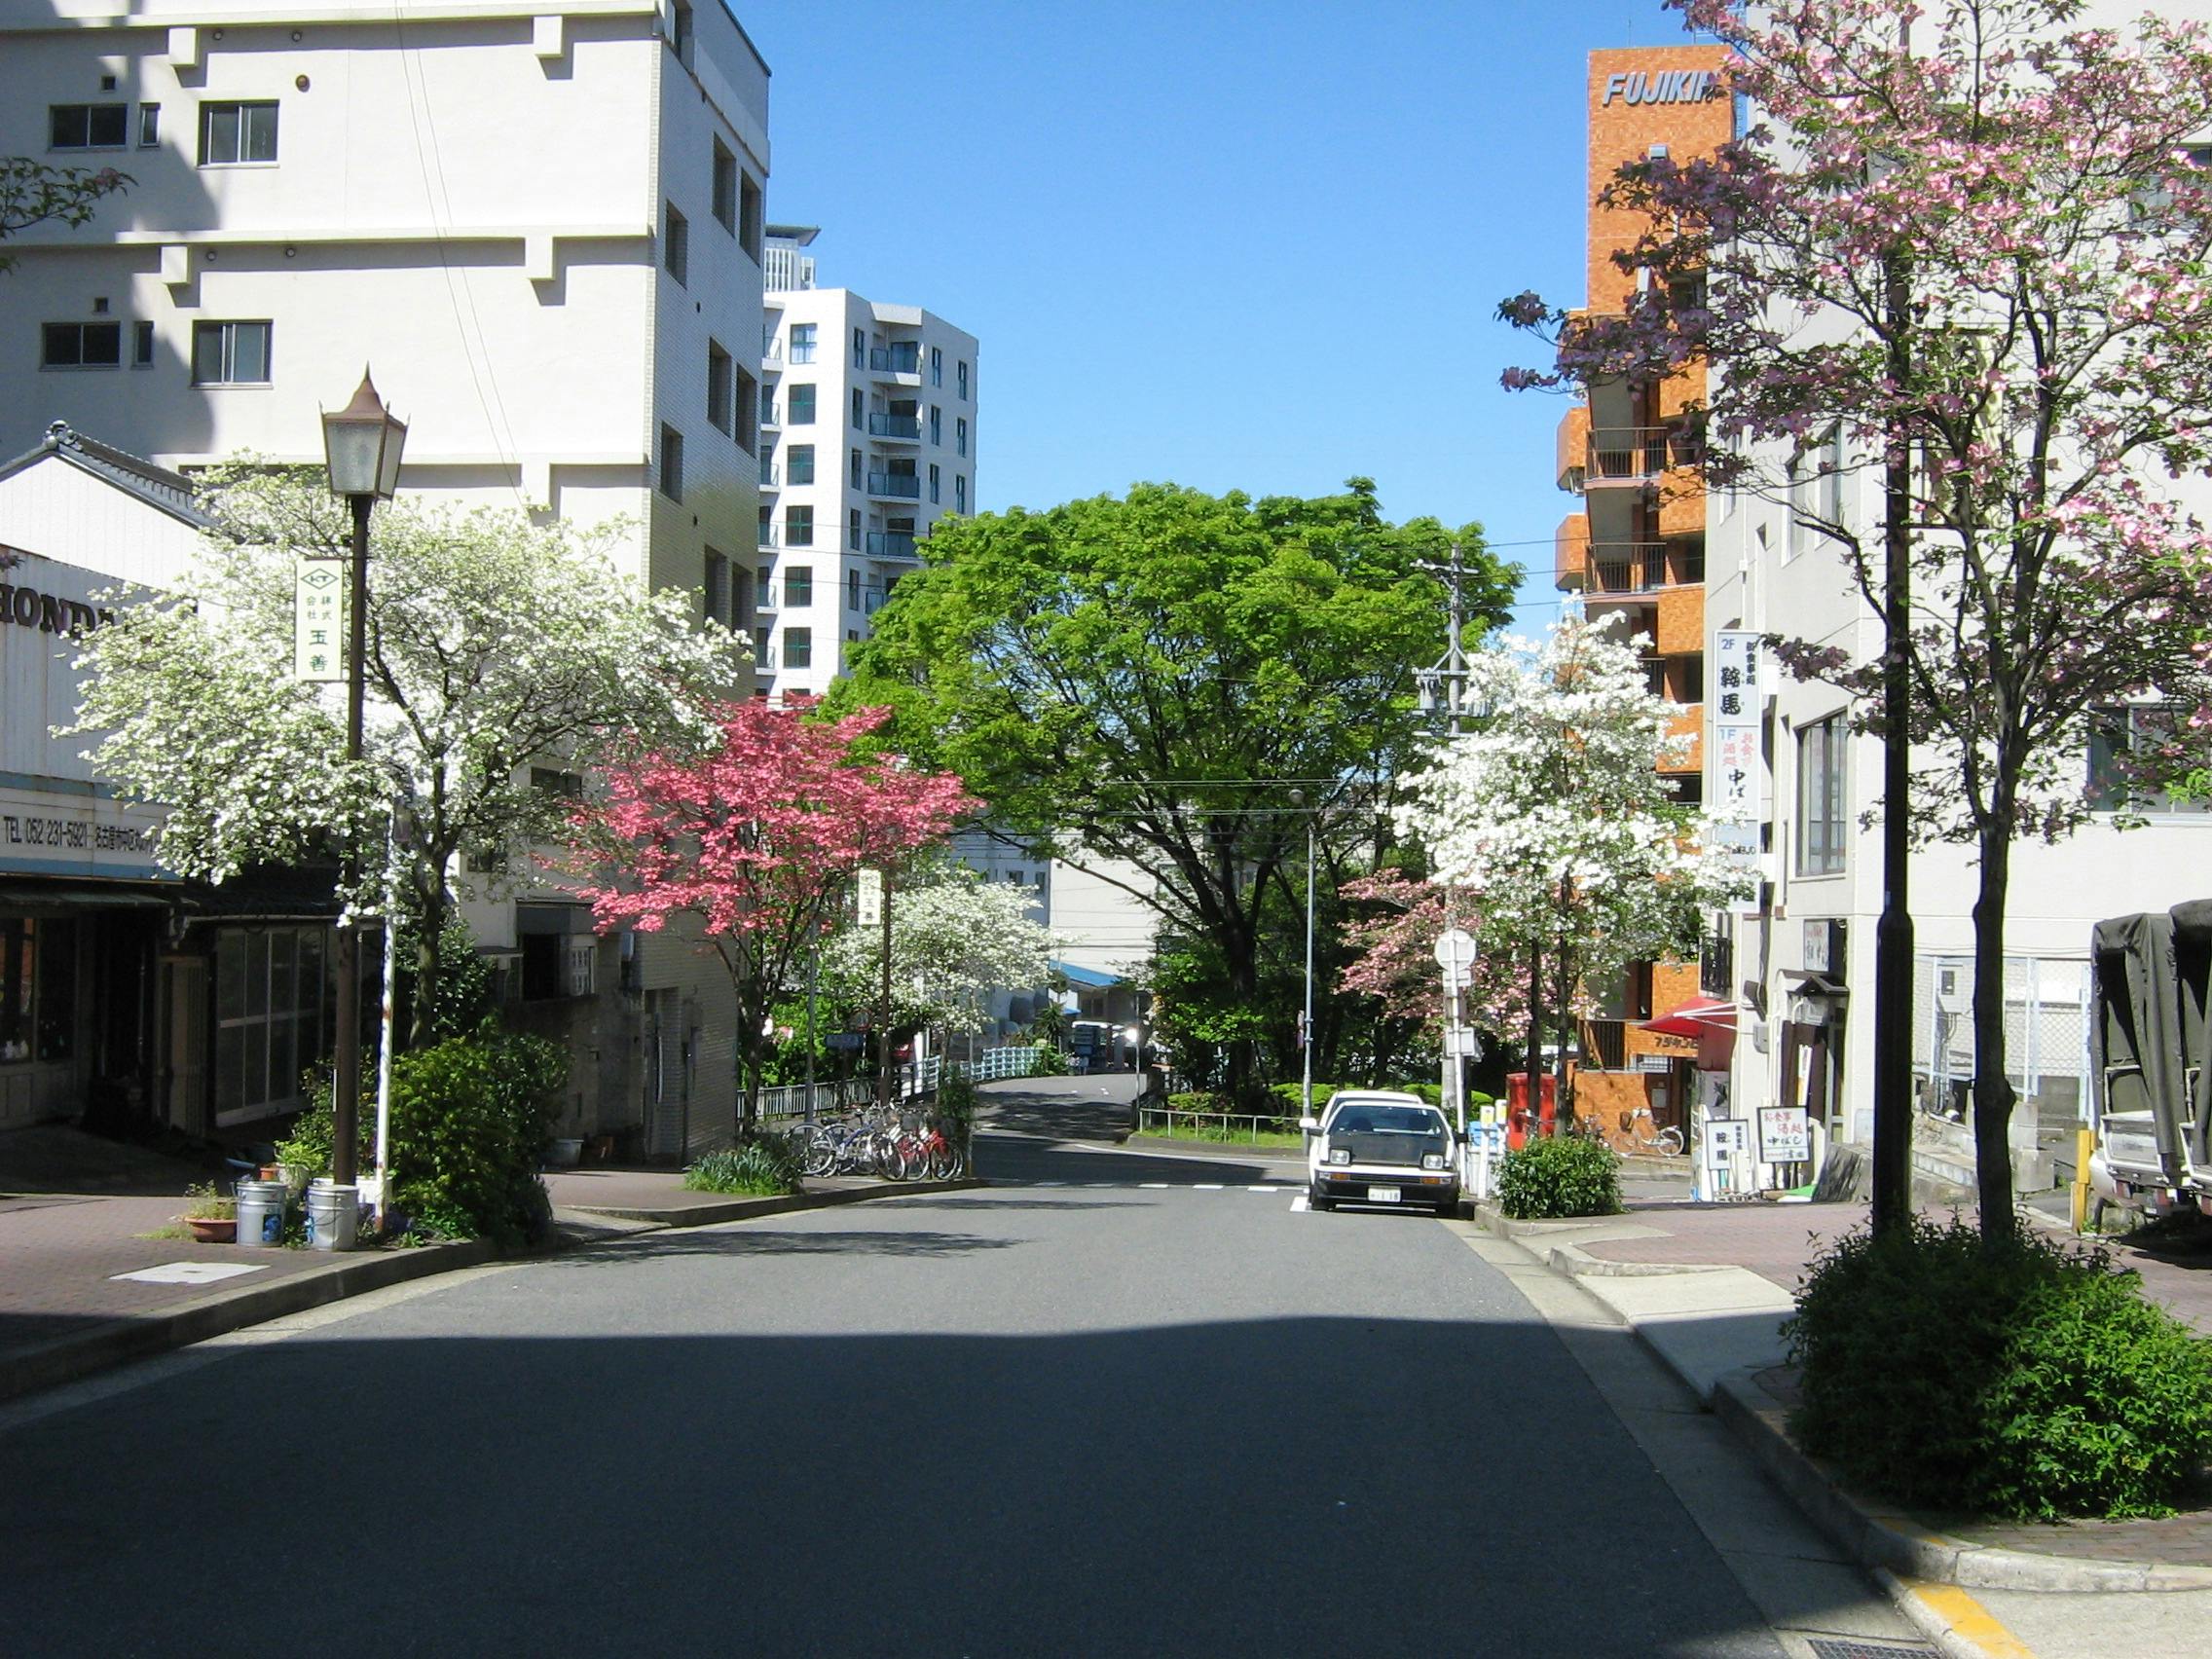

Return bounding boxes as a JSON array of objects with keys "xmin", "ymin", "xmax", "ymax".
[
  {"xmin": 1587, "ymin": 424, "xmax": 1703, "ymax": 485},
  {"xmin": 868, "ymin": 413, "xmax": 921, "ymax": 440},
  {"xmin": 1554, "ymin": 513, "xmax": 1589, "ymax": 593},
  {"xmin": 866, "ymin": 531, "xmax": 918, "ymax": 560},
  {"xmin": 868, "ymin": 343, "xmax": 921, "ymax": 377},
  {"xmin": 756, "ymin": 524, "xmax": 778, "ymax": 549},
  {"xmin": 759, "ymin": 461, "xmax": 780, "ymax": 489},
  {"xmin": 1555, "ymin": 404, "xmax": 1590, "ymax": 493},
  {"xmin": 761, "ymin": 340, "xmax": 782, "ymax": 367},
  {"xmin": 867, "ymin": 471, "xmax": 921, "ymax": 499},
  {"xmin": 1587, "ymin": 542, "xmax": 1667, "ymax": 596},
  {"xmin": 759, "ymin": 403, "xmax": 780, "ymax": 429}
]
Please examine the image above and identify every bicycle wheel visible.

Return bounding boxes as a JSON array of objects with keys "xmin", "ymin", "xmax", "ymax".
[
  {"xmin": 1657, "ymin": 1125, "xmax": 1685, "ymax": 1157},
  {"xmin": 796, "ymin": 1124, "xmax": 834, "ymax": 1178},
  {"xmin": 927, "ymin": 1138, "xmax": 956, "ymax": 1180}
]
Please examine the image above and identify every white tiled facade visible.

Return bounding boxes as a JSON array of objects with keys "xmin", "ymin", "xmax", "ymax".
[
  {"xmin": 756, "ymin": 231, "xmax": 977, "ymax": 698},
  {"xmin": 0, "ymin": 0, "xmax": 776, "ymax": 1154}
]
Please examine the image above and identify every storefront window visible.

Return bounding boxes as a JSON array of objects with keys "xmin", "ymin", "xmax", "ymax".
[
  {"xmin": 0, "ymin": 917, "xmax": 75, "ymax": 1065},
  {"xmin": 214, "ymin": 926, "xmax": 330, "ymax": 1120}
]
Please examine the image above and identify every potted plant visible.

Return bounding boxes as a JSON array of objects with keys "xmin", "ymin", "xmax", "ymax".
[{"xmin": 180, "ymin": 1182, "xmax": 237, "ymax": 1244}]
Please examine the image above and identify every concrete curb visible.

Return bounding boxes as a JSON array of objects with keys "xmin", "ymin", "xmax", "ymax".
[
  {"xmin": 1, "ymin": 1176, "xmax": 988, "ymax": 1407},
  {"xmin": 0, "ymin": 1236, "xmax": 497, "ymax": 1407},
  {"xmin": 1713, "ymin": 1369, "xmax": 2212, "ymax": 1596},
  {"xmin": 560, "ymin": 1176, "xmax": 988, "ymax": 1231}
]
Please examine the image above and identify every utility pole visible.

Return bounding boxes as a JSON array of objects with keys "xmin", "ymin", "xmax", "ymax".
[
  {"xmin": 876, "ymin": 863, "xmax": 896, "ymax": 1118},
  {"xmin": 1417, "ymin": 543, "xmax": 1476, "ymax": 1124}
]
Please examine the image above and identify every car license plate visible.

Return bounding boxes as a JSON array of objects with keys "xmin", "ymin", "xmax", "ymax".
[{"xmin": 1368, "ymin": 1186, "xmax": 1401, "ymax": 1203}]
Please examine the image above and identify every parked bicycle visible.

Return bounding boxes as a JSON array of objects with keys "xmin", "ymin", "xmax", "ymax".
[{"xmin": 1620, "ymin": 1105, "xmax": 1685, "ymax": 1157}]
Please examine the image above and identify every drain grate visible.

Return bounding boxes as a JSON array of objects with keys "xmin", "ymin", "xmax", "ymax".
[{"xmin": 1807, "ymin": 1641, "xmax": 1937, "ymax": 1659}]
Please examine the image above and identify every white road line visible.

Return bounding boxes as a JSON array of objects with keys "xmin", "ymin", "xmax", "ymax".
[
  {"xmin": 1037, "ymin": 1180, "xmax": 1069, "ymax": 1187},
  {"xmin": 1194, "ymin": 1183, "xmax": 1224, "ymax": 1191},
  {"xmin": 1290, "ymin": 1195, "xmax": 1311, "ymax": 1212},
  {"xmin": 1248, "ymin": 1184, "xmax": 1287, "ymax": 1193},
  {"xmin": 1140, "ymin": 1182, "xmax": 1169, "ymax": 1189}
]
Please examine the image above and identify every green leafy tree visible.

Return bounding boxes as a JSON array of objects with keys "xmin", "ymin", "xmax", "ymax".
[
  {"xmin": 832, "ymin": 479, "xmax": 1515, "ymax": 1102},
  {"xmin": 1, "ymin": 158, "xmax": 129, "ymax": 274}
]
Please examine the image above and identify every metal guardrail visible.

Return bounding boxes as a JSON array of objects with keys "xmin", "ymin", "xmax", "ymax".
[{"xmin": 1136, "ymin": 1105, "xmax": 1301, "ymax": 1144}]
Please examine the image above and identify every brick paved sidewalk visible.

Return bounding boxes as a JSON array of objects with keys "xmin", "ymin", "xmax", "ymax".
[{"xmin": 1580, "ymin": 1198, "xmax": 2212, "ymax": 1334}]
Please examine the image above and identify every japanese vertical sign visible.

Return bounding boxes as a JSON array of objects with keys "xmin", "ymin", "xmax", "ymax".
[
  {"xmin": 1713, "ymin": 630, "xmax": 1765, "ymax": 850},
  {"xmin": 294, "ymin": 557, "xmax": 347, "ymax": 682}
]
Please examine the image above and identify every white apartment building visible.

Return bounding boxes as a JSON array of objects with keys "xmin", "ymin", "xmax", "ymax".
[
  {"xmin": 755, "ymin": 225, "xmax": 978, "ymax": 697},
  {"xmin": 0, "ymin": 0, "xmax": 776, "ymax": 1156}
]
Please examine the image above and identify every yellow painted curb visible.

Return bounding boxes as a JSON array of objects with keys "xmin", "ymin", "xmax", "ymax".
[{"xmin": 1903, "ymin": 1576, "xmax": 2038, "ymax": 1659}]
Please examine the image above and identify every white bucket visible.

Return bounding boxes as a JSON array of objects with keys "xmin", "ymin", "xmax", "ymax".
[
  {"xmin": 234, "ymin": 1178, "xmax": 288, "ymax": 1248},
  {"xmin": 305, "ymin": 1179, "xmax": 361, "ymax": 1251}
]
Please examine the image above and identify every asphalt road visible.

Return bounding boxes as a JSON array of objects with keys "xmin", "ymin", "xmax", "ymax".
[{"xmin": 2, "ymin": 1078, "xmax": 1915, "ymax": 1656}]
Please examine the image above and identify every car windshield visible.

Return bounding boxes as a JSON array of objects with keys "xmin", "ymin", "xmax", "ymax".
[{"xmin": 1330, "ymin": 1106, "xmax": 1444, "ymax": 1136}]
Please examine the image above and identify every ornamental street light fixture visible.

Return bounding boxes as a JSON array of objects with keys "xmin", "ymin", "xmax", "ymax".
[{"xmin": 320, "ymin": 370, "xmax": 406, "ymax": 1211}]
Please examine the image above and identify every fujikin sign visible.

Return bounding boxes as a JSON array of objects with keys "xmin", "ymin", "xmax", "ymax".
[{"xmin": 1602, "ymin": 68, "xmax": 1722, "ymax": 106}]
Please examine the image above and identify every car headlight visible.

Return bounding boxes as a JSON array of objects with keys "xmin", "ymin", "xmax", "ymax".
[
  {"xmin": 1422, "ymin": 1152, "xmax": 1447, "ymax": 1171},
  {"xmin": 1328, "ymin": 1148, "xmax": 1351, "ymax": 1166}
]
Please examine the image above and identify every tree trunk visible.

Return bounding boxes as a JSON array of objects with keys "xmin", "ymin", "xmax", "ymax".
[
  {"xmin": 1526, "ymin": 932, "xmax": 1543, "ymax": 1137},
  {"xmin": 403, "ymin": 855, "xmax": 452, "ymax": 1051},
  {"xmin": 1971, "ymin": 823, "xmax": 2019, "ymax": 1240}
]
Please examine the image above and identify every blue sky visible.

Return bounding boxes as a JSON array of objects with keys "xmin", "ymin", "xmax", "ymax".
[{"xmin": 731, "ymin": 0, "xmax": 1703, "ymax": 618}]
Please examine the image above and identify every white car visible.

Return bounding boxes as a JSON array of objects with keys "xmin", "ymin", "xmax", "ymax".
[{"xmin": 1301, "ymin": 1090, "xmax": 1459, "ymax": 1216}]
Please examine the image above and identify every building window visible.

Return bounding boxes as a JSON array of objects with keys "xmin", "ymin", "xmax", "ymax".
[
  {"xmin": 755, "ymin": 626, "xmax": 773, "ymax": 668},
  {"xmin": 200, "ymin": 100, "xmax": 278, "ymax": 166},
  {"xmin": 1795, "ymin": 716, "xmax": 1846, "ymax": 876},
  {"xmin": 784, "ymin": 626, "xmax": 813, "ymax": 670},
  {"xmin": 783, "ymin": 565, "xmax": 813, "ymax": 608},
  {"xmin": 669, "ymin": 0, "xmax": 694, "ymax": 64},
  {"xmin": 734, "ymin": 363, "xmax": 757, "ymax": 455},
  {"xmin": 787, "ymin": 443, "xmax": 815, "ymax": 485},
  {"xmin": 930, "ymin": 345, "xmax": 943, "ymax": 387},
  {"xmin": 850, "ymin": 448, "xmax": 863, "ymax": 489},
  {"xmin": 928, "ymin": 463, "xmax": 940, "ymax": 504},
  {"xmin": 853, "ymin": 326, "xmax": 866, "ymax": 368},
  {"xmin": 955, "ymin": 474, "xmax": 968, "ymax": 514},
  {"xmin": 958, "ymin": 360, "xmax": 970, "ymax": 400},
  {"xmin": 785, "ymin": 504, "xmax": 813, "ymax": 547},
  {"xmin": 138, "ymin": 104, "xmax": 161, "ymax": 148},
  {"xmin": 849, "ymin": 569, "xmax": 862, "ymax": 611},
  {"xmin": 0, "ymin": 916, "xmax": 76, "ymax": 1066},
  {"xmin": 928, "ymin": 404, "xmax": 941, "ymax": 446},
  {"xmin": 738, "ymin": 171, "xmax": 762, "ymax": 260},
  {"xmin": 42, "ymin": 320, "xmax": 122, "ymax": 368},
  {"xmin": 706, "ymin": 340, "xmax": 733, "ymax": 434},
  {"xmin": 757, "ymin": 503, "xmax": 773, "ymax": 548},
  {"xmin": 530, "ymin": 766, "xmax": 585, "ymax": 799},
  {"xmin": 787, "ymin": 383, "xmax": 816, "ymax": 424},
  {"xmin": 956, "ymin": 416, "xmax": 968, "ymax": 458},
  {"xmin": 50, "ymin": 104, "xmax": 127, "ymax": 149},
  {"xmin": 790, "ymin": 322, "xmax": 817, "ymax": 364},
  {"xmin": 191, "ymin": 319, "xmax": 271, "ymax": 384},
  {"xmin": 664, "ymin": 203, "xmax": 688, "ymax": 285},
  {"xmin": 659, "ymin": 424, "xmax": 684, "ymax": 500},
  {"xmin": 711, "ymin": 137, "xmax": 736, "ymax": 231},
  {"xmin": 850, "ymin": 387, "xmax": 864, "ymax": 430},
  {"xmin": 2087, "ymin": 705, "xmax": 2207, "ymax": 814},
  {"xmin": 705, "ymin": 549, "xmax": 729, "ymax": 627},
  {"xmin": 132, "ymin": 319, "xmax": 154, "ymax": 366},
  {"xmin": 213, "ymin": 926, "xmax": 328, "ymax": 1121},
  {"xmin": 848, "ymin": 507, "xmax": 861, "ymax": 551},
  {"xmin": 759, "ymin": 382, "xmax": 777, "ymax": 428}
]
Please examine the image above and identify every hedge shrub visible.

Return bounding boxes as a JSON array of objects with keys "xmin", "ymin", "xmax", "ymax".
[
  {"xmin": 1787, "ymin": 1215, "xmax": 2212, "ymax": 1520},
  {"xmin": 1495, "ymin": 1133, "xmax": 1622, "ymax": 1219},
  {"xmin": 283, "ymin": 1025, "xmax": 564, "ymax": 1249}
]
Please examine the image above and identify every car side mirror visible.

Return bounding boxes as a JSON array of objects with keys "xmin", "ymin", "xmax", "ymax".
[{"xmin": 1299, "ymin": 1117, "xmax": 1320, "ymax": 1133}]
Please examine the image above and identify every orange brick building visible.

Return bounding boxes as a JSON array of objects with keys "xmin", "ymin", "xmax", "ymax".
[{"xmin": 1553, "ymin": 47, "xmax": 1733, "ymax": 1140}]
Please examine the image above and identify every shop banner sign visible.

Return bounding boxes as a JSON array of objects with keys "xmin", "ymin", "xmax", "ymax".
[
  {"xmin": 1757, "ymin": 1105, "xmax": 1812, "ymax": 1163},
  {"xmin": 294, "ymin": 557, "xmax": 346, "ymax": 682},
  {"xmin": 1714, "ymin": 630, "xmax": 1764, "ymax": 727}
]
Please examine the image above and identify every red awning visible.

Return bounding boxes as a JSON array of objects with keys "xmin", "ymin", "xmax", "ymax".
[{"xmin": 1639, "ymin": 994, "xmax": 1738, "ymax": 1039}]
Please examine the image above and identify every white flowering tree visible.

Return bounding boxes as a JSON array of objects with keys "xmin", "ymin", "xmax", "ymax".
[
  {"xmin": 820, "ymin": 862, "xmax": 1055, "ymax": 1044},
  {"xmin": 1395, "ymin": 613, "xmax": 1751, "ymax": 1118},
  {"xmin": 68, "ymin": 464, "xmax": 747, "ymax": 1043}
]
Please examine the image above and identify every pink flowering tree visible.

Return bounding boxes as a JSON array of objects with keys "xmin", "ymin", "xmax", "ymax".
[
  {"xmin": 567, "ymin": 701, "xmax": 975, "ymax": 1123},
  {"xmin": 1501, "ymin": 0, "xmax": 2212, "ymax": 1233},
  {"xmin": 1339, "ymin": 869, "xmax": 1533, "ymax": 1070}
]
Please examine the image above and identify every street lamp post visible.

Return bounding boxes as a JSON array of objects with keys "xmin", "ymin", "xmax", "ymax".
[
  {"xmin": 320, "ymin": 371, "xmax": 407, "ymax": 1205},
  {"xmin": 1289, "ymin": 789, "xmax": 1317, "ymax": 1121}
]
